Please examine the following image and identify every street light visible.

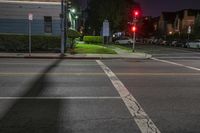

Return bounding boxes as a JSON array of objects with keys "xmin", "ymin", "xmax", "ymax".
[
  {"xmin": 69, "ymin": 8, "xmax": 79, "ymax": 30},
  {"xmin": 75, "ymin": 15, "xmax": 78, "ymax": 19},
  {"xmin": 71, "ymin": 8, "xmax": 76, "ymax": 13}
]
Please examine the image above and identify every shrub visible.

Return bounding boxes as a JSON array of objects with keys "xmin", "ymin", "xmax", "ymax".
[
  {"xmin": 83, "ymin": 36, "xmax": 103, "ymax": 44},
  {"xmin": 0, "ymin": 34, "xmax": 60, "ymax": 52},
  {"xmin": 67, "ymin": 29, "xmax": 81, "ymax": 49}
]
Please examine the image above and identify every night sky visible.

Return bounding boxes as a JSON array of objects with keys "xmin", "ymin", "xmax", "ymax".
[{"xmin": 137, "ymin": 0, "xmax": 200, "ymax": 17}]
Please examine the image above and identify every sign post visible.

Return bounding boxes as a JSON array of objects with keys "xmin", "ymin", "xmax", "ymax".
[
  {"xmin": 187, "ymin": 26, "xmax": 191, "ymax": 41},
  {"xmin": 103, "ymin": 20, "xmax": 110, "ymax": 44},
  {"xmin": 28, "ymin": 13, "xmax": 33, "ymax": 56}
]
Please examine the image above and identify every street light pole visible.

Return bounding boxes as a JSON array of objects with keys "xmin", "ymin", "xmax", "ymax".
[
  {"xmin": 60, "ymin": 0, "xmax": 65, "ymax": 55},
  {"xmin": 64, "ymin": 0, "xmax": 67, "ymax": 50}
]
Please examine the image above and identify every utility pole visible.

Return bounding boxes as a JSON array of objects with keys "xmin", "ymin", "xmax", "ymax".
[
  {"xmin": 64, "ymin": 0, "xmax": 67, "ymax": 50},
  {"xmin": 60, "ymin": 0, "xmax": 65, "ymax": 55}
]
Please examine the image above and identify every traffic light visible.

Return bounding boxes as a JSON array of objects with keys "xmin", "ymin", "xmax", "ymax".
[
  {"xmin": 134, "ymin": 11, "xmax": 139, "ymax": 16},
  {"xmin": 133, "ymin": 10, "xmax": 140, "ymax": 18},
  {"xmin": 131, "ymin": 26, "xmax": 136, "ymax": 32}
]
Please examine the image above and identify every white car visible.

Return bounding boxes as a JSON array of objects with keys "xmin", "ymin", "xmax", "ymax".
[
  {"xmin": 186, "ymin": 40, "xmax": 200, "ymax": 49},
  {"xmin": 115, "ymin": 37, "xmax": 134, "ymax": 45}
]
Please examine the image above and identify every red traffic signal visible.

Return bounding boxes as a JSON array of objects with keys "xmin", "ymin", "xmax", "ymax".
[
  {"xmin": 131, "ymin": 26, "xmax": 136, "ymax": 32},
  {"xmin": 134, "ymin": 11, "xmax": 139, "ymax": 16},
  {"xmin": 133, "ymin": 10, "xmax": 140, "ymax": 18}
]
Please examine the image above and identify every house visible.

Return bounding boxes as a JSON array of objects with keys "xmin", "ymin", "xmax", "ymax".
[{"xmin": 0, "ymin": 0, "xmax": 61, "ymax": 35}]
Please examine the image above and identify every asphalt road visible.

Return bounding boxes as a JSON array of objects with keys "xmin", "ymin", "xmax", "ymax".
[{"xmin": 0, "ymin": 46, "xmax": 200, "ymax": 133}]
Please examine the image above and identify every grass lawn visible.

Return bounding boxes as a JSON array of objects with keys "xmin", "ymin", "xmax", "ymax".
[
  {"xmin": 110, "ymin": 44, "xmax": 132, "ymax": 51},
  {"xmin": 74, "ymin": 44, "xmax": 117, "ymax": 54}
]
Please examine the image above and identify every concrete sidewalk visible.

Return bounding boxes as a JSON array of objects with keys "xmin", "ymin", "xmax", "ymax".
[{"xmin": 0, "ymin": 46, "xmax": 152, "ymax": 59}]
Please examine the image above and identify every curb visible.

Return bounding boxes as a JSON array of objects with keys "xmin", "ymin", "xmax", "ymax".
[
  {"xmin": 0, "ymin": 56, "xmax": 151, "ymax": 60},
  {"xmin": 0, "ymin": 53, "xmax": 152, "ymax": 60}
]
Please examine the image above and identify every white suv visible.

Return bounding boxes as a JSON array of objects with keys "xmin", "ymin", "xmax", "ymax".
[{"xmin": 115, "ymin": 37, "xmax": 134, "ymax": 45}]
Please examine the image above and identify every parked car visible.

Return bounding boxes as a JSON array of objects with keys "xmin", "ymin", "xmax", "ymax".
[
  {"xmin": 176, "ymin": 40, "xmax": 187, "ymax": 47},
  {"xmin": 186, "ymin": 40, "xmax": 200, "ymax": 49},
  {"xmin": 160, "ymin": 40, "xmax": 167, "ymax": 45},
  {"xmin": 115, "ymin": 37, "xmax": 134, "ymax": 45},
  {"xmin": 157, "ymin": 39, "xmax": 164, "ymax": 45},
  {"xmin": 170, "ymin": 40, "xmax": 178, "ymax": 47}
]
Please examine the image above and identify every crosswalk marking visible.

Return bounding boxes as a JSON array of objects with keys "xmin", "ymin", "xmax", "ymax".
[{"xmin": 97, "ymin": 60, "xmax": 161, "ymax": 133}]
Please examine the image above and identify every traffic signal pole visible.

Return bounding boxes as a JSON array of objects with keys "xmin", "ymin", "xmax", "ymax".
[
  {"xmin": 132, "ymin": 10, "xmax": 139, "ymax": 52},
  {"xmin": 132, "ymin": 22, "xmax": 136, "ymax": 52}
]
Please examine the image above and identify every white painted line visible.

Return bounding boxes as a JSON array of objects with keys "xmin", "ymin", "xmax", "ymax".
[
  {"xmin": 0, "ymin": 96, "xmax": 121, "ymax": 100},
  {"xmin": 152, "ymin": 58, "xmax": 200, "ymax": 71},
  {"xmin": 156, "ymin": 57, "xmax": 200, "ymax": 59},
  {"xmin": 96, "ymin": 60, "xmax": 161, "ymax": 133}
]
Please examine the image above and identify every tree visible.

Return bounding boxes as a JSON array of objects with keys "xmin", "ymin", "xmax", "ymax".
[
  {"xmin": 85, "ymin": 0, "xmax": 140, "ymax": 35},
  {"xmin": 193, "ymin": 14, "xmax": 200, "ymax": 38}
]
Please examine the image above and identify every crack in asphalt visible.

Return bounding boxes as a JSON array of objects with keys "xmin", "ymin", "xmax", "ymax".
[{"xmin": 124, "ymin": 94, "xmax": 160, "ymax": 133}]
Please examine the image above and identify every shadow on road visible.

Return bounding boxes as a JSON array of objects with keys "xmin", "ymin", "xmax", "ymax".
[{"xmin": 0, "ymin": 59, "xmax": 64, "ymax": 133}]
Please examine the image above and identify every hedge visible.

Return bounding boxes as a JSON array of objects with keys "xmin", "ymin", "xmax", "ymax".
[
  {"xmin": 0, "ymin": 34, "xmax": 60, "ymax": 52},
  {"xmin": 83, "ymin": 36, "xmax": 103, "ymax": 44},
  {"xmin": 0, "ymin": 30, "xmax": 81, "ymax": 52}
]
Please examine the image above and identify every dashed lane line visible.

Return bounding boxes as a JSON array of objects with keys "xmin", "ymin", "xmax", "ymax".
[
  {"xmin": 152, "ymin": 58, "xmax": 200, "ymax": 71},
  {"xmin": 96, "ymin": 60, "xmax": 161, "ymax": 133}
]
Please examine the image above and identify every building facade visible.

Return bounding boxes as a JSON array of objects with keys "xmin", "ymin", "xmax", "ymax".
[
  {"xmin": 0, "ymin": 1, "xmax": 61, "ymax": 35},
  {"xmin": 157, "ymin": 9, "xmax": 200, "ymax": 36}
]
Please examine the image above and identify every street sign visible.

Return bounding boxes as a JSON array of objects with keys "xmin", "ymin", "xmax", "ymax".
[
  {"xmin": 103, "ymin": 20, "xmax": 110, "ymax": 36},
  {"xmin": 28, "ymin": 13, "xmax": 33, "ymax": 21}
]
